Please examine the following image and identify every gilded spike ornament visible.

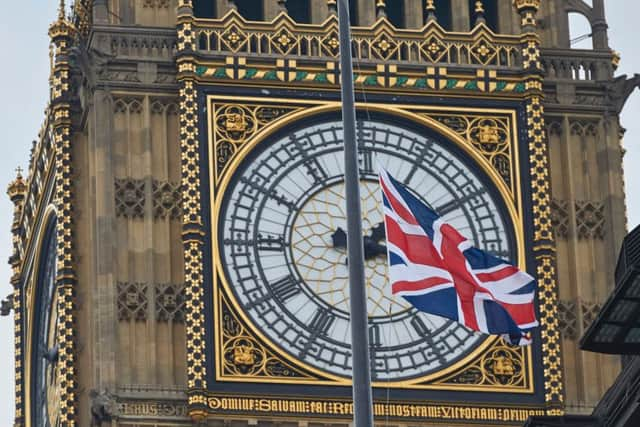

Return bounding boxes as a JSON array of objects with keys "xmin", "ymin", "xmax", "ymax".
[
  {"xmin": 425, "ymin": 0, "xmax": 436, "ymax": 21},
  {"xmin": 376, "ymin": 0, "xmax": 386, "ymax": 18},
  {"xmin": 474, "ymin": 1, "xmax": 486, "ymax": 25},
  {"xmin": 327, "ymin": 0, "xmax": 337, "ymax": 14}
]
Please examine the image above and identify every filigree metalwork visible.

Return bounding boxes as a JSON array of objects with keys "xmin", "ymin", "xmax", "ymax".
[
  {"xmin": 194, "ymin": 10, "xmax": 522, "ymax": 68},
  {"xmin": 424, "ymin": 113, "xmax": 513, "ymax": 190},
  {"xmin": 435, "ymin": 340, "xmax": 527, "ymax": 389},
  {"xmin": 50, "ymin": 10, "xmax": 78, "ymax": 425},
  {"xmin": 178, "ymin": 67, "xmax": 207, "ymax": 391},
  {"xmin": 220, "ymin": 294, "xmax": 315, "ymax": 379},
  {"xmin": 212, "ymin": 103, "xmax": 303, "ymax": 183},
  {"xmin": 515, "ymin": 0, "xmax": 564, "ymax": 412}
]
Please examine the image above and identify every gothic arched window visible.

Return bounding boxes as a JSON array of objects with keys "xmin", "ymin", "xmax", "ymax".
[
  {"xmin": 386, "ymin": 0, "xmax": 406, "ymax": 28},
  {"xmin": 568, "ymin": 12, "xmax": 593, "ymax": 49},
  {"xmin": 236, "ymin": 0, "xmax": 264, "ymax": 21},
  {"xmin": 193, "ymin": 0, "xmax": 216, "ymax": 18},
  {"xmin": 286, "ymin": 0, "xmax": 311, "ymax": 24}
]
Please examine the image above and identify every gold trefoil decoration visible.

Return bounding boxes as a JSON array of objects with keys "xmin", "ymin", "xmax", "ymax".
[
  {"xmin": 425, "ymin": 114, "xmax": 513, "ymax": 190},
  {"xmin": 220, "ymin": 294, "xmax": 315, "ymax": 380},
  {"xmin": 435, "ymin": 341, "xmax": 526, "ymax": 388},
  {"xmin": 212, "ymin": 103, "xmax": 303, "ymax": 183}
]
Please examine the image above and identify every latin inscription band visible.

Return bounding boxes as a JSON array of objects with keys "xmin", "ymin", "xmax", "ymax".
[{"xmin": 199, "ymin": 395, "xmax": 545, "ymax": 423}]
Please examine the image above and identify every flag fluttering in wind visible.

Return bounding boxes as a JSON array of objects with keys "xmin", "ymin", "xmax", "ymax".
[{"xmin": 379, "ymin": 169, "xmax": 538, "ymax": 345}]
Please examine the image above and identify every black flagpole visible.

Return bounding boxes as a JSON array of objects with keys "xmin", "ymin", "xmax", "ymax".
[{"xmin": 337, "ymin": 1, "xmax": 374, "ymax": 426}]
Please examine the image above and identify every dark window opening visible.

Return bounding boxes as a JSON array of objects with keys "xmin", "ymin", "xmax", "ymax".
[
  {"xmin": 386, "ymin": 0, "xmax": 405, "ymax": 28},
  {"xmin": 469, "ymin": 0, "xmax": 498, "ymax": 32},
  {"xmin": 424, "ymin": 0, "xmax": 452, "ymax": 30},
  {"xmin": 350, "ymin": 0, "xmax": 358, "ymax": 26},
  {"xmin": 236, "ymin": 0, "xmax": 264, "ymax": 21},
  {"xmin": 193, "ymin": 0, "xmax": 216, "ymax": 19},
  {"xmin": 286, "ymin": 0, "xmax": 311, "ymax": 23}
]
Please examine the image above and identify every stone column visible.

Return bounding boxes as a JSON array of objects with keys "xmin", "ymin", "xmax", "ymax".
[
  {"xmin": 450, "ymin": 0, "xmax": 469, "ymax": 31},
  {"xmin": 94, "ymin": 0, "xmax": 109, "ymax": 23},
  {"xmin": 591, "ymin": 0, "xmax": 609, "ymax": 50},
  {"xmin": 90, "ymin": 88, "xmax": 119, "ymax": 392},
  {"xmin": 497, "ymin": 0, "xmax": 515, "ymax": 33},
  {"xmin": 264, "ymin": 0, "xmax": 282, "ymax": 20},
  {"xmin": 216, "ymin": 0, "xmax": 229, "ymax": 17},
  {"xmin": 405, "ymin": 0, "xmax": 423, "ymax": 28},
  {"xmin": 358, "ymin": 0, "xmax": 376, "ymax": 26},
  {"xmin": 311, "ymin": 0, "xmax": 330, "ymax": 23}
]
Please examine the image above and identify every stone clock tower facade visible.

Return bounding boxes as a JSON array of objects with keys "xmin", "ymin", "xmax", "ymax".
[{"xmin": 7, "ymin": 1, "xmax": 635, "ymax": 426}]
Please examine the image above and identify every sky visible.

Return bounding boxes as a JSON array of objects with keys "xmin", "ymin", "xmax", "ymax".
[{"xmin": 0, "ymin": 1, "xmax": 638, "ymax": 424}]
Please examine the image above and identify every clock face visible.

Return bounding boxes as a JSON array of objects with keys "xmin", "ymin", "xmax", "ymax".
[
  {"xmin": 219, "ymin": 115, "xmax": 514, "ymax": 381},
  {"xmin": 32, "ymin": 225, "xmax": 58, "ymax": 427}
]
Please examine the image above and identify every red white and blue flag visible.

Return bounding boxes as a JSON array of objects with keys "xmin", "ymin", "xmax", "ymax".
[{"xmin": 379, "ymin": 169, "xmax": 538, "ymax": 345}]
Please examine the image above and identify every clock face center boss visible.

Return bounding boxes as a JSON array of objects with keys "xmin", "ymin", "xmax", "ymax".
[{"xmin": 219, "ymin": 116, "xmax": 514, "ymax": 381}]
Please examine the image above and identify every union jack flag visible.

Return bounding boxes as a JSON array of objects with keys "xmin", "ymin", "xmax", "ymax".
[{"xmin": 379, "ymin": 169, "xmax": 538, "ymax": 345}]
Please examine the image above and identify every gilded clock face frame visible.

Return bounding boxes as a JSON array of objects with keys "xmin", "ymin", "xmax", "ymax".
[
  {"xmin": 212, "ymin": 109, "xmax": 516, "ymax": 381},
  {"xmin": 30, "ymin": 219, "xmax": 58, "ymax": 427}
]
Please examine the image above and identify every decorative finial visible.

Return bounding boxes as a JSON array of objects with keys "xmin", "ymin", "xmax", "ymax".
[
  {"xmin": 277, "ymin": 0, "xmax": 286, "ymax": 12},
  {"xmin": 376, "ymin": 0, "xmax": 386, "ymax": 19},
  {"xmin": 474, "ymin": 1, "xmax": 486, "ymax": 26},
  {"xmin": 7, "ymin": 167, "xmax": 27, "ymax": 204},
  {"xmin": 612, "ymin": 50, "xmax": 621, "ymax": 70},
  {"xmin": 425, "ymin": 0, "xmax": 436, "ymax": 22},
  {"xmin": 513, "ymin": 0, "xmax": 541, "ymax": 31},
  {"xmin": 228, "ymin": 0, "xmax": 237, "ymax": 10},
  {"xmin": 327, "ymin": 0, "xmax": 337, "ymax": 15},
  {"xmin": 58, "ymin": 0, "xmax": 66, "ymax": 21}
]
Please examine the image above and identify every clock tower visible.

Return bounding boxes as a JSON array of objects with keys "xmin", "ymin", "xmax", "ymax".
[{"xmin": 8, "ymin": 1, "xmax": 634, "ymax": 426}]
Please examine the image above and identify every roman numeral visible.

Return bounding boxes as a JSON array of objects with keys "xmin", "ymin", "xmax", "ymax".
[
  {"xmin": 369, "ymin": 324, "xmax": 381, "ymax": 348},
  {"xmin": 358, "ymin": 149, "xmax": 374, "ymax": 175},
  {"xmin": 411, "ymin": 315, "xmax": 448, "ymax": 366},
  {"xmin": 411, "ymin": 315, "xmax": 430, "ymax": 336},
  {"xmin": 256, "ymin": 233, "xmax": 285, "ymax": 251},
  {"xmin": 434, "ymin": 189, "xmax": 486, "ymax": 216},
  {"xmin": 239, "ymin": 177, "xmax": 295, "ymax": 211},
  {"xmin": 270, "ymin": 275, "xmax": 301, "ymax": 302},
  {"xmin": 290, "ymin": 135, "xmax": 328, "ymax": 185},
  {"xmin": 308, "ymin": 308, "xmax": 335, "ymax": 335}
]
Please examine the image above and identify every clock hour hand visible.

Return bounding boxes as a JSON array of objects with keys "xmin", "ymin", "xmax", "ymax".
[
  {"xmin": 330, "ymin": 223, "xmax": 387, "ymax": 262},
  {"xmin": 331, "ymin": 227, "xmax": 348, "ymax": 249}
]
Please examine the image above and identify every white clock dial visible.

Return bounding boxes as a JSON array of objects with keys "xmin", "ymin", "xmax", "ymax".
[{"xmin": 219, "ymin": 116, "xmax": 513, "ymax": 380}]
